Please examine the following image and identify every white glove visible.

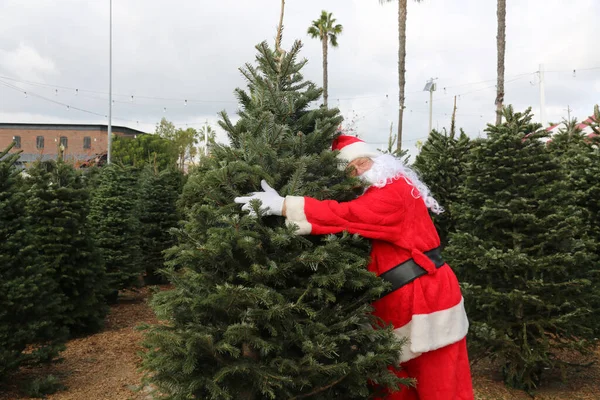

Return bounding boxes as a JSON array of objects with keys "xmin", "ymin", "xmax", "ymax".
[{"xmin": 234, "ymin": 180, "xmax": 284, "ymax": 216}]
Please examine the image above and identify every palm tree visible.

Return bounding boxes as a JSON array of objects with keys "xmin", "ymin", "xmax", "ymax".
[
  {"xmin": 495, "ymin": 0, "xmax": 506, "ymax": 125},
  {"xmin": 379, "ymin": 0, "xmax": 422, "ymax": 151},
  {"xmin": 308, "ymin": 11, "xmax": 343, "ymax": 108}
]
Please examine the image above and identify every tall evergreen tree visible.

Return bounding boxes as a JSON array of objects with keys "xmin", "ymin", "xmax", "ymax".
[
  {"xmin": 138, "ymin": 165, "xmax": 184, "ymax": 284},
  {"xmin": 25, "ymin": 159, "xmax": 109, "ymax": 335},
  {"xmin": 88, "ymin": 164, "xmax": 142, "ymax": 299},
  {"xmin": 0, "ymin": 145, "xmax": 66, "ymax": 381},
  {"xmin": 581, "ymin": 105, "xmax": 600, "ymax": 244},
  {"xmin": 142, "ymin": 41, "xmax": 407, "ymax": 399},
  {"xmin": 413, "ymin": 128, "xmax": 471, "ymax": 245},
  {"xmin": 445, "ymin": 107, "xmax": 599, "ymax": 391},
  {"xmin": 546, "ymin": 118, "xmax": 600, "ymax": 334}
]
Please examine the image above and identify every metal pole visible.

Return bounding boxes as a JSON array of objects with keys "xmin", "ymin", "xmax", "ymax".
[
  {"xmin": 428, "ymin": 87, "xmax": 433, "ymax": 134},
  {"xmin": 539, "ymin": 63, "xmax": 546, "ymax": 127},
  {"xmin": 107, "ymin": 0, "xmax": 113, "ymax": 164}
]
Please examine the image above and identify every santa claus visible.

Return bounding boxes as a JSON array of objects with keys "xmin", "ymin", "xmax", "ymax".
[{"xmin": 235, "ymin": 135, "xmax": 473, "ymax": 400}]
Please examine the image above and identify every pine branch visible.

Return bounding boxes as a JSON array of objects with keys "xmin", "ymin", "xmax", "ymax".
[{"xmin": 287, "ymin": 374, "xmax": 348, "ymax": 400}]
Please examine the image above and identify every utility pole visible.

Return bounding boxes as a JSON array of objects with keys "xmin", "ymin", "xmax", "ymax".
[
  {"xmin": 107, "ymin": 0, "xmax": 113, "ymax": 164},
  {"xmin": 539, "ymin": 63, "xmax": 546, "ymax": 127},
  {"xmin": 204, "ymin": 120, "xmax": 209, "ymax": 156},
  {"xmin": 423, "ymin": 78, "xmax": 437, "ymax": 135},
  {"xmin": 429, "ymin": 89, "xmax": 433, "ymax": 135}
]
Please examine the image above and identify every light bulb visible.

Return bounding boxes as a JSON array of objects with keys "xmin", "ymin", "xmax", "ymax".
[
  {"xmin": 184, "ymin": 99, "xmax": 188, "ymax": 106},
  {"xmin": 76, "ymin": 89, "xmax": 79, "ymax": 96},
  {"xmin": 24, "ymin": 91, "xmax": 27, "ymax": 98}
]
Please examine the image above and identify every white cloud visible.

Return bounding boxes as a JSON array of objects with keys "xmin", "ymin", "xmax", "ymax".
[{"xmin": 0, "ymin": 43, "xmax": 57, "ymax": 81}]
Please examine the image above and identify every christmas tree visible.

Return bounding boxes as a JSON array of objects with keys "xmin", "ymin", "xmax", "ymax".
[
  {"xmin": 25, "ymin": 159, "xmax": 109, "ymax": 335},
  {"xmin": 138, "ymin": 165, "xmax": 184, "ymax": 284},
  {"xmin": 413, "ymin": 128, "xmax": 471, "ymax": 245},
  {"xmin": 142, "ymin": 41, "xmax": 407, "ymax": 399},
  {"xmin": 0, "ymin": 145, "xmax": 66, "ymax": 381},
  {"xmin": 546, "ymin": 117, "xmax": 600, "ymax": 334},
  {"xmin": 88, "ymin": 164, "xmax": 142, "ymax": 300},
  {"xmin": 445, "ymin": 107, "xmax": 599, "ymax": 390}
]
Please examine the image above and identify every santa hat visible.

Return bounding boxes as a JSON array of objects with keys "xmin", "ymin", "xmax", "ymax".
[{"xmin": 331, "ymin": 135, "xmax": 379, "ymax": 163}]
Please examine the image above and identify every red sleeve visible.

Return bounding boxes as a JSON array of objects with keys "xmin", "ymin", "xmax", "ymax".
[{"xmin": 285, "ymin": 185, "xmax": 405, "ymax": 242}]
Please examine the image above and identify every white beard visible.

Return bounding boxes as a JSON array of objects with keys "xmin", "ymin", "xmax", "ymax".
[{"xmin": 360, "ymin": 154, "xmax": 444, "ymax": 215}]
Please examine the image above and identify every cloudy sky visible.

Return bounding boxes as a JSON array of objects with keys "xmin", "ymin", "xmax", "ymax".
[{"xmin": 1, "ymin": 0, "xmax": 599, "ymax": 157}]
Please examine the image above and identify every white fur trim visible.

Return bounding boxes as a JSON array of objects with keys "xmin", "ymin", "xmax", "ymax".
[
  {"xmin": 393, "ymin": 297, "xmax": 469, "ymax": 363},
  {"xmin": 284, "ymin": 196, "xmax": 312, "ymax": 235},
  {"xmin": 337, "ymin": 141, "xmax": 379, "ymax": 163}
]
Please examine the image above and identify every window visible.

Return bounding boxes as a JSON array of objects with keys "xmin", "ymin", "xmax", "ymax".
[
  {"xmin": 60, "ymin": 136, "xmax": 68, "ymax": 148},
  {"xmin": 13, "ymin": 136, "xmax": 21, "ymax": 149},
  {"xmin": 83, "ymin": 136, "xmax": 91, "ymax": 149},
  {"xmin": 36, "ymin": 136, "xmax": 45, "ymax": 149}
]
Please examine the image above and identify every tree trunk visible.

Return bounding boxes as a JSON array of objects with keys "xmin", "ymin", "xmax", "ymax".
[
  {"xmin": 322, "ymin": 35, "xmax": 329, "ymax": 108},
  {"xmin": 495, "ymin": 0, "xmax": 506, "ymax": 125},
  {"xmin": 397, "ymin": 0, "xmax": 408, "ymax": 152}
]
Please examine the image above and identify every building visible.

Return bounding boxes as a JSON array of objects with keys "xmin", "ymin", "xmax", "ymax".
[
  {"xmin": 0, "ymin": 123, "xmax": 146, "ymax": 167},
  {"xmin": 546, "ymin": 115, "xmax": 598, "ymax": 140}
]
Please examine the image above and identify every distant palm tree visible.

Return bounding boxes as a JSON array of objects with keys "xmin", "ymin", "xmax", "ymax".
[
  {"xmin": 495, "ymin": 0, "xmax": 506, "ymax": 125},
  {"xmin": 308, "ymin": 11, "xmax": 343, "ymax": 108},
  {"xmin": 379, "ymin": 0, "xmax": 423, "ymax": 151}
]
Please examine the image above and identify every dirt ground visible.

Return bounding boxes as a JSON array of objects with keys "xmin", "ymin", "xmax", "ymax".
[
  {"xmin": 0, "ymin": 288, "xmax": 159, "ymax": 400},
  {"xmin": 1, "ymin": 287, "xmax": 599, "ymax": 400}
]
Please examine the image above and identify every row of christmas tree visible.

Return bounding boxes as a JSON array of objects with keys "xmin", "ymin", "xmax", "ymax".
[
  {"xmin": 414, "ymin": 105, "xmax": 600, "ymax": 390},
  {"xmin": 137, "ymin": 41, "xmax": 600, "ymax": 397},
  {"xmin": 0, "ymin": 151, "xmax": 183, "ymax": 383}
]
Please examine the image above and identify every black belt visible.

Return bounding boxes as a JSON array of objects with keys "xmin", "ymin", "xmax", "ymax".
[{"xmin": 379, "ymin": 247, "xmax": 445, "ymax": 296}]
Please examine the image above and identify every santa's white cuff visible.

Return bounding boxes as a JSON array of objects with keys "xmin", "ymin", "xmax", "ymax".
[{"xmin": 284, "ymin": 196, "xmax": 312, "ymax": 235}]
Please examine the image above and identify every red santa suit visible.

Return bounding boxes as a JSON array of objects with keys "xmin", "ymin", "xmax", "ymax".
[{"xmin": 283, "ymin": 136, "xmax": 474, "ymax": 400}]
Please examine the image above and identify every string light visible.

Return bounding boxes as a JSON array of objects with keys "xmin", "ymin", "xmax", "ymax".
[
  {"xmin": 2, "ymin": 65, "xmax": 598, "ymax": 131},
  {"xmin": 2, "ymin": 65, "xmax": 599, "ymax": 109}
]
